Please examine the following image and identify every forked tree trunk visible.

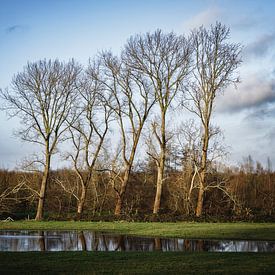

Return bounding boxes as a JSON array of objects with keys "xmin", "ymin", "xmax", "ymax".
[{"xmin": 35, "ymin": 153, "xmax": 50, "ymax": 221}]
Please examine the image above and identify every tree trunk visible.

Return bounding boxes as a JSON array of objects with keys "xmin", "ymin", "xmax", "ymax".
[
  {"xmin": 195, "ymin": 185, "xmax": 204, "ymax": 217},
  {"xmin": 114, "ymin": 168, "xmax": 130, "ymax": 216},
  {"xmin": 153, "ymin": 155, "xmax": 165, "ymax": 214},
  {"xmin": 195, "ymin": 129, "xmax": 208, "ymax": 217},
  {"xmin": 114, "ymin": 195, "xmax": 123, "ymax": 216},
  {"xmin": 35, "ymin": 152, "xmax": 50, "ymax": 221},
  {"xmin": 153, "ymin": 112, "xmax": 166, "ymax": 214},
  {"xmin": 77, "ymin": 185, "xmax": 87, "ymax": 220}
]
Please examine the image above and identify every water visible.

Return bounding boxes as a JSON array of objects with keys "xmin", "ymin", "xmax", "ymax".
[{"xmin": 0, "ymin": 230, "xmax": 275, "ymax": 252}]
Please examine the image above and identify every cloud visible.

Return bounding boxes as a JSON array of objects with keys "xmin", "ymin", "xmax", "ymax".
[
  {"xmin": 245, "ymin": 33, "xmax": 275, "ymax": 58},
  {"xmin": 232, "ymin": 16, "xmax": 259, "ymax": 30},
  {"xmin": 265, "ymin": 126, "xmax": 275, "ymax": 143},
  {"xmin": 216, "ymin": 73, "xmax": 275, "ymax": 113},
  {"xmin": 183, "ymin": 7, "xmax": 222, "ymax": 30},
  {"xmin": 245, "ymin": 105, "xmax": 275, "ymax": 121},
  {"xmin": 5, "ymin": 25, "xmax": 25, "ymax": 34}
]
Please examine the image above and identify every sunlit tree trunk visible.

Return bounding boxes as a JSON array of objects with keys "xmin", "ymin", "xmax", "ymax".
[
  {"xmin": 35, "ymin": 145, "xmax": 51, "ymax": 221},
  {"xmin": 77, "ymin": 184, "xmax": 87, "ymax": 220},
  {"xmin": 196, "ymin": 128, "xmax": 209, "ymax": 217}
]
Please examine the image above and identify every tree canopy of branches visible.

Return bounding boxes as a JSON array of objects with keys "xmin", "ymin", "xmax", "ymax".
[
  {"xmin": 123, "ymin": 29, "xmax": 192, "ymax": 214},
  {"xmin": 64, "ymin": 62, "xmax": 113, "ymax": 219},
  {"xmin": 0, "ymin": 23, "xmax": 246, "ymax": 220},
  {"xmin": 93, "ymin": 51, "xmax": 156, "ymax": 215},
  {"xmin": 1, "ymin": 59, "xmax": 81, "ymax": 220},
  {"xmin": 184, "ymin": 22, "xmax": 242, "ymax": 217}
]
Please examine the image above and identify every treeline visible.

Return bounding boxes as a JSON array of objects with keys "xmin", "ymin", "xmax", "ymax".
[
  {"xmin": 0, "ymin": 22, "xmax": 258, "ymax": 221},
  {"xmin": 0, "ymin": 156, "xmax": 274, "ymax": 221}
]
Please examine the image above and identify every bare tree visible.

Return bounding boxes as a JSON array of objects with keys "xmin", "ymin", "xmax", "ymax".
[
  {"xmin": 184, "ymin": 22, "xmax": 242, "ymax": 217},
  {"xmin": 94, "ymin": 51, "xmax": 156, "ymax": 215},
  {"xmin": 0, "ymin": 178, "xmax": 35, "ymax": 214},
  {"xmin": 123, "ymin": 30, "xmax": 192, "ymax": 214},
  {"xmin": 1, "ymin": 59, "xmax": 81, "ymax": 220},
  {"xmin": 66, "ymin": 63, "xmax": 112, "ymax": 219}
]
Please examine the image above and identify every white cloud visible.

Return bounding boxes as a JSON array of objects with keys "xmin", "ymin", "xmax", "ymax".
[
  {"xmin": 216, "ymin": 73, "xmax": 275, "ymax": 112},
  {"xmin": 183, "ymin": 7, "xmax": 222, "ymax": 30}
]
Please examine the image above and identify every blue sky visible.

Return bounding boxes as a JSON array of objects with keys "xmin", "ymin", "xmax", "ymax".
[{"xmin": 1, "ymin": 0, "xmax": 275, "ymax": 169}]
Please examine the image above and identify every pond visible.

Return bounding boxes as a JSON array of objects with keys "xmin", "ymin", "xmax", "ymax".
[{"xmin": 0, "ymin": 230, "xmax": 275, "ymax": 252}]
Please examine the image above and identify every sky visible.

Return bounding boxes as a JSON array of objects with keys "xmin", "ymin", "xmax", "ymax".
[{"xmin": 0, "ymin": 0, "xmax": 275, "ymax": 170}]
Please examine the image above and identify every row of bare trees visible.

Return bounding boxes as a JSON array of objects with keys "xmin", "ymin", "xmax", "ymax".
[
  {"xmin": 0, "ymin": 156, "xmax": 274, "ymax": 220},
  {"xmin": 1, "ymin": 23, "xmax": 242, "ymax": 220}
]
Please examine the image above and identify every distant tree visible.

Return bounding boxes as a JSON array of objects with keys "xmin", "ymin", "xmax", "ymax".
[
  {"xmin": 267, "ymin": 157, "xmax": 272, "ymax": 173},
  {"xmin": 184, "ymin": 23, "xmax": 242, "ymax": 217},
  {"xmin": 242, "ymin": 155, "xmax": 254, "ymax": 174},
  {"xmin": 124, "ymin": 30, "xmax": 192, "ymax": 214},
  {"xmin": 1, "ymin": 59, "xmax": 81, "ymax": 220},
  {"xmin": 256, "ymin": 161, "xmax": 264, "ymax": 174}
]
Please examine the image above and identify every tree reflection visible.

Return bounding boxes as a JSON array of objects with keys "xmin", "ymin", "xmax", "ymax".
[
  {"xmin": 1, "ymin": 231, "xmax": 275, "ymax": 252},
  {"xmin": 154, "ymin": 238, "xmax": 161, "ymax": 251},
  {"xmin": 79, "ymin": 231, "xmax": 86, "ymax": 251},
  {"xmin": 38, "ymin": 231, "xmax": 45, "ymax": 251}
]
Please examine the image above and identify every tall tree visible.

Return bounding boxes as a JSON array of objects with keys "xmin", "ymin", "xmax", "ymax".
[
  {"xmin": 1, "ymin": 59, "xmax": 81, "ymax": 220},
  {"xmin": 184, "ymin": 23, "xmax": 242, "ymax": 217},
  {"xmin": 96, "ymin": 51, "xmax": 156, "ymax": 215},
  {"xmin": 124, "ymin": 30, "xmax": 192, "ymax": 214},
  {"xmin": 67, "ymin": 62, "xmax": 112, "ymax": 219}
]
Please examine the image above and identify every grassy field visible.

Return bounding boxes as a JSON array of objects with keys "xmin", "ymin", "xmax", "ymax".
[
  {"xmin": 1, "ymin": 220, "xmax": 275, "ymax": 240},
  {"xmin": 1, "ymin": 251, "xmax": 275, "ymax": 274},
  {"xmin": 1, "ymin": 221, "xmax": 275, "ymax": 274}
]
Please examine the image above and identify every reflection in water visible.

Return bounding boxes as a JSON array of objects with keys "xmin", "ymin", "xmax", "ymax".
[
  {"xmin": 0, "ymin": 230, "xmax": 275, "ymax": 252},
  {"xmin": 79, "ymin": 231, "xmax": 86, "ymax": 251},
  {"xmin": 154, "ymin": 238, "xmax": 161, "ymax": 251},
  {"xmin": 38, "ymin": 231, "xmax": 45, "ymax": 251}
]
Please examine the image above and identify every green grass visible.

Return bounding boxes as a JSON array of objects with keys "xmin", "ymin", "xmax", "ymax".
[
  {"xmin": 0, "ymin": 251, "xmax": 275, "ymax": 274},
  {"xmin": 1, "ymin": 221, "xmax": 275, "ymax": 274},
  {"xmin": 1, "ymin": 220, "xmax": 275, "ymax": 240}
]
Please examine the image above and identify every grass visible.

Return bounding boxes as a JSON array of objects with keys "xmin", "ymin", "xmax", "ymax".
[
  {"xmin": 1, "ymin": 220, "xmax": 275, "ymax": 240},
  {"xmin": 1, "ymin": 221, "xmax": 275, "ymax": 274},
  {"xmin": 1, "ymin": 251, "xmax": 275, "ymax": 274}
]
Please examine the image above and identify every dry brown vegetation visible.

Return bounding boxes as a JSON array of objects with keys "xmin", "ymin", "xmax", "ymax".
[{"xmin": 0, "ymin": 156, "xmax": 274, "ymax": 221}]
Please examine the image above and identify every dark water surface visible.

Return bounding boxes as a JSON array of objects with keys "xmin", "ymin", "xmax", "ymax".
[{"xmin": 0, "ymin": 230, "xmax": 275, "ymax": 252}]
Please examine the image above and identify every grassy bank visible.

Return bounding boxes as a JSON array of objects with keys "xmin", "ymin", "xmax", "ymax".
[
  {"xmin": 1, "ymin": 221, "xmax": 275, "ymax": 240},
  {"xmin": 1, "ymin": 221, "xmax": 275, "ymax": 274},
  {"xmin": 0, "ymin": 251, "xmax": 275, "ymax": 274}
]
